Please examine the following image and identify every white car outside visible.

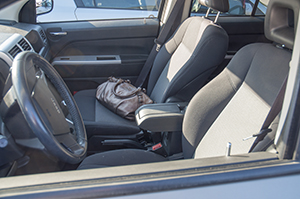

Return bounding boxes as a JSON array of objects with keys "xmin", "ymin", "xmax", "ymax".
[{"xmin": 37, "ymin": 0, "xmax": 159, "ymax": 23}]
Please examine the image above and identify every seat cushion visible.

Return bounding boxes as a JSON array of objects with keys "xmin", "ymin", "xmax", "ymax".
[
  {"xmin": 77, "ymin": 149, "xmax": 167, "ymax": 169},
  {"xmin": 74, "ymin": 89, "xmax": 141, "ymax": 136}
]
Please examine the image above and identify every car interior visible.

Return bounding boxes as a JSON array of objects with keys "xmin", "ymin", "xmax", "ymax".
[
  {"xmin": 77, "ymin": 0, "xmax": 293, "ymax": 169},
  {"xmin": 73, "ymin": 0, "xmax": 229, "ymax": 154},
  {"xmin": 0, "ymin": 0, "xmax": 298, "ymax": 186}
]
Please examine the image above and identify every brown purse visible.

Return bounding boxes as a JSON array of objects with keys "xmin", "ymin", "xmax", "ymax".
[{"xmin": 96, "ymin": 77, "xmax": 153, "ymax": 120}]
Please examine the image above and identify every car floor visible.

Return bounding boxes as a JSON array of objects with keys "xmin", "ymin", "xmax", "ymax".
[{"xmin": 14, "ymin": 149, "xmax": 78, "ymax": 176}]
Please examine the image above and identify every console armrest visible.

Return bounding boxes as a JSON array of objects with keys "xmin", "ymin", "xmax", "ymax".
[{"xmin": 135, "ymin": 103, "xmax": 187, "ymax": 132}]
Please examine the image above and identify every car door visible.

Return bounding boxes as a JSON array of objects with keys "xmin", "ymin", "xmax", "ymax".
[{"xmin": 37, "ymin": 0, "xmax": 161, "ymax": 93}]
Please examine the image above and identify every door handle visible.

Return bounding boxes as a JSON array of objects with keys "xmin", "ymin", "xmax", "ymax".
[{"xmin": 49, "ymin": 31, "xmax": 68, "ymax": 36}]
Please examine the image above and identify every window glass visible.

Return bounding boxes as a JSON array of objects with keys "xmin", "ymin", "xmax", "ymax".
[
  {"xmin": 191, "ymin": 0, "xmax": 267, "ymax": 16},
  {"xmin": 91, "ymin": 0, "xmax": 159, "ymax": 11},
  {"xmin": 82, "ymin": 0, "xmax": 95, "ymax": 7},
  {"xmin": 36, "ymin": 0, "xmax": 160, "ymax": 23}
]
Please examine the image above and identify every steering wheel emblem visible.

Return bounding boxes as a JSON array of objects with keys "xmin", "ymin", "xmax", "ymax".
[{"xmin": 51, "ymin": 97, "xmax": 61, "ymax": 114}]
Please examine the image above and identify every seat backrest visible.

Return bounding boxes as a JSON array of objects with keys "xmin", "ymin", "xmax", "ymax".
[
  {"xmin": 182, "ymin": 0, "xmax": 298, "ymax": 159},
  {"xmin": 146, "ymin": 0, "xmax": 229, "ymax": 103}
]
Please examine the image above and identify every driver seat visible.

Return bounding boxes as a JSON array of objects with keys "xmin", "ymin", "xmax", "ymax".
[{"xmin": 78, "ymin": 0, "xmax": 296, "ymax": 169}]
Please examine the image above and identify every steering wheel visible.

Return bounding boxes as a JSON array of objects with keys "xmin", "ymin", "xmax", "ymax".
[{"xmin": 10, "ymin": 51, "xmax": 87, "ymax": 164}]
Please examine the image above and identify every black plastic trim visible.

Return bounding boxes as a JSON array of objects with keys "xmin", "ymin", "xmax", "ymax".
[{"xmin": 19, "ymin": 0, "xmax": 36, "ymax": 24}]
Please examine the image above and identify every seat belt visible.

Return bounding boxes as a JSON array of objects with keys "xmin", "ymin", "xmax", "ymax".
[
  {"xmin": 135, "ymin": 0, "xmax": 185, "ymax": 87},
  {"xmin": 248, "ymin": 76, "xmax": 288, "ymax": 152}
]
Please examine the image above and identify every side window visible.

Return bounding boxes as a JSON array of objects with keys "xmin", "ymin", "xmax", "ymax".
[
  {"xmin": 91, "ymin": 0, "xmax": 158, "ymax": 11},
  {"xmin": 191, "ymin": 0, "xmax": 267, "ymax": 16},
  {"xmin": 82, "ymin": 0, "xmax": 95, "ymax": 7},
  {"xmin": 36, "ymin": 0, "xmax": 161, "ymax": 23}
]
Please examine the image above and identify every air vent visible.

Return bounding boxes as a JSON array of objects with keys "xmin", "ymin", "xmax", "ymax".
[
  {"xmin": 18, "ymin": 38, "xmax": 32, "ymax": 51},
  {"xmin": 8, "ymin": 45, "xmax": 22, "ymax": 58},
  {"xmin": 39, "ymin": 29, "xmax": 47, "ymax": 41}
]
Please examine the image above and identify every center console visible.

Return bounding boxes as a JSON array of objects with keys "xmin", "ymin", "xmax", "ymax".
[
  {"xmin": 135, "ymin": 102, "xmax": 188, "ymax": 158},
  {"xmin": 135, "ymin": 102, "xmax": 186, "ymax": 132}
]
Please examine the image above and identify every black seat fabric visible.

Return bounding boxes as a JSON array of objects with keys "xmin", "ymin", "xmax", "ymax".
[
  {"xmin": 146, "ymin": 16, "xmax": 228, "ymax": 103},
  {"xmin": 78, "ymin": 0, "xmax": 296, "ymax": 169},
  {"xmin": 74, "ymin": 1, "xmax": 229, "ymax": 137},
  {"xmin": 74, "ymin": 89, "xmax": 140, "ymax": 136},
  {"xmin": 78, "ymin": 149, "xmax": 167, "ymax": 169}
]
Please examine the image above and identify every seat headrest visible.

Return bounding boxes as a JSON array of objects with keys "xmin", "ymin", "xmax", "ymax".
[
  {"xmin": 265, "ymin": 0, "xmax": 299, "ymax": 49},
  {"xmin": 198, "ymin": 0, "xmax": 229, "ymax": 13}
]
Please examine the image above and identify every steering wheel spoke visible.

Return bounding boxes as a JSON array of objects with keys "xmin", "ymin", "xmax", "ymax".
[
  {"xmin": 55, "ymin": 133, "xmax": 85, "ymax": 155},
  {"xmin": 65, "ymin": 114, "xmax": 76, "ymax": 135}
]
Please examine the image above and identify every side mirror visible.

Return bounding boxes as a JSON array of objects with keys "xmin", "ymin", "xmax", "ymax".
[{"xmin": 36, "ymin": 0, "xmax": 53, "ymax": 15}]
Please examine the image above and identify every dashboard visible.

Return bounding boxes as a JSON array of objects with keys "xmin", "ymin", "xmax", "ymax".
[
  {"xmin": 0, "ymin": 21, "xmax": 49, "ymax": 68},
  {"xmin": 0, "ymin": 22, "xmax": 50, "ymax": 175}
]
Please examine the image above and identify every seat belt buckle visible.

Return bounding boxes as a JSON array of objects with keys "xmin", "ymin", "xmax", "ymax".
[
  {"xmin": 152, "ymin": 142, "xmax": 162, "ymax": 151},
  {"xmin": 154, "ymin": 39, "xmax": 162, "ymax": 52},
  {"xmin": 148, "ymin": 142, "xmax": 168, "ymax": 157}
]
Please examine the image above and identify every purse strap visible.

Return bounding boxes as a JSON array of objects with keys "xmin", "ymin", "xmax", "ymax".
[{"xmin": 113, "ymin": 79, "xmax": 142, "ymax": 98}]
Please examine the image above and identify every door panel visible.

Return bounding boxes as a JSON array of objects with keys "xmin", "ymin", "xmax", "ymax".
[
  {"xmin": 218, "ymin": 16, "xmax": 269, "ymax": 54},
  {"xmin": 207, "ymin": 16, "xmax": 269, "ymax": 79},
  {"xmin": 40, "ymin": 18, "xmax": 159, "ymax": 93}
]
